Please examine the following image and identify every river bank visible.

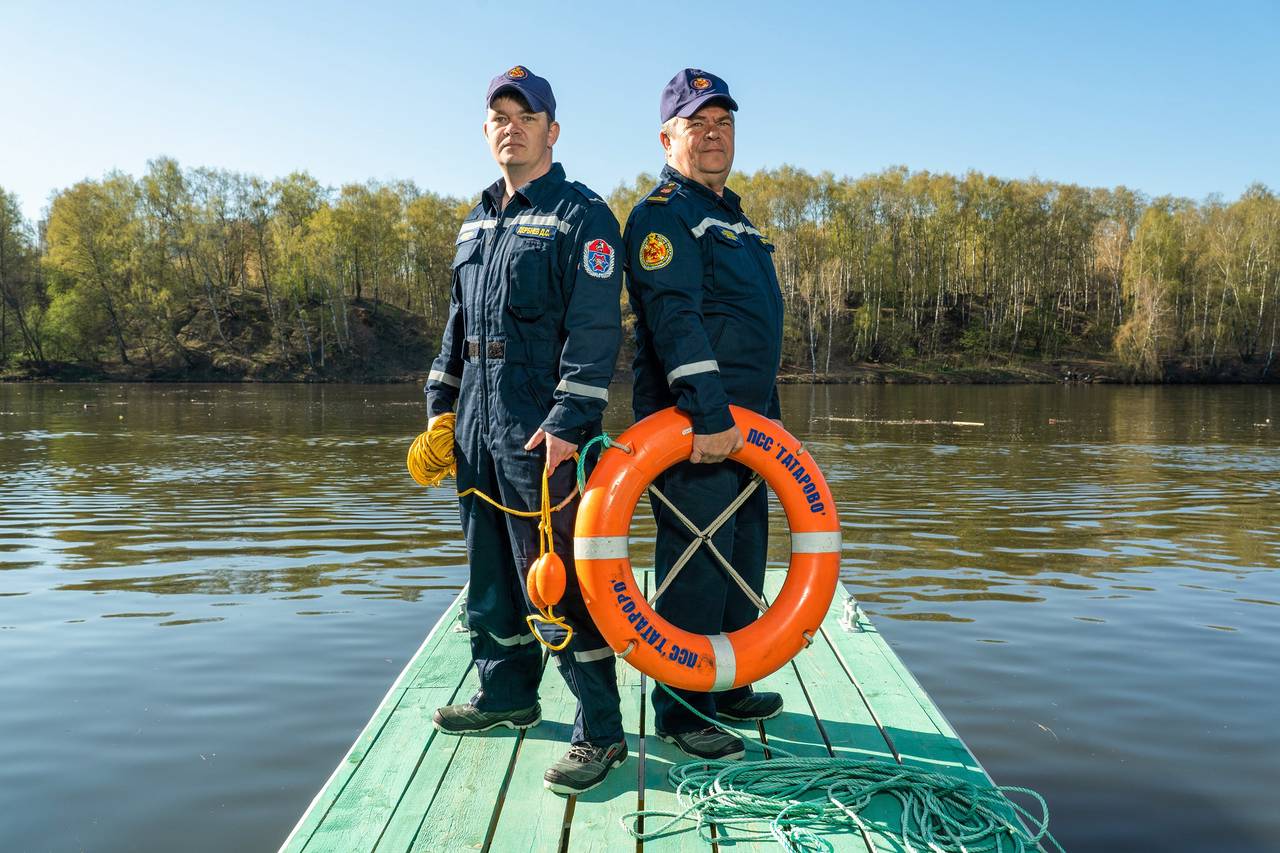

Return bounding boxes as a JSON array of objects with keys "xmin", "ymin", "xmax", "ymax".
[{"xmin": 2, "ymin": 293, "xmax": 1274, "ymax": 385}]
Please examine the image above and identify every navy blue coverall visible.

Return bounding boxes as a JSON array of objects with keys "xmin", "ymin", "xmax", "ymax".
[
  {"xmin": 623, "ymin": 164, "xmax": 784, "ymax": 734},
  {"xmin": 425, "ymin": 163, "xmax": 624, "ymax": 747}
]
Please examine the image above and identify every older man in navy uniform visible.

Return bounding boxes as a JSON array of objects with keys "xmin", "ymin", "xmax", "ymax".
[
  {"xmin": 426, "ymin": 66, "xmax": 626, "ymax": 794},
  {"xmin": 623, "ymin": 69, "xmax": 785, "ymax": 760}
]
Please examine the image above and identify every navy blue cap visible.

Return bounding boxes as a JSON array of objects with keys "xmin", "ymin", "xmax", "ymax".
[
  {"xmin": 487, "ymin": 65, "xmax": 556, "ymax": 121},
  {"xmin": 660, "ymin": 68, "xmax": 738, "ymax": 123}
]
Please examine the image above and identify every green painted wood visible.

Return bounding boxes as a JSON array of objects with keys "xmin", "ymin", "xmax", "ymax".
[
  {"xmin": 286, "ymin": 576, "xmax": 1007, "ymax": 853},
  {"xmin": 301, "ymin": 635, "xmax": 475, "ymax": 853},
  {"xmin": 486, "ymin": 652, "xmax": 577, "ymax": 853},
  {"xmin": 787, "ymin": 588, "xmax": 922, "ymax": 852},
  {"xmin": 564, "ymin": 657, "xmax": 644, "ymax": 852},
  {"xmin": 280, "ymin": 589, "xmax": 471, "ymax": 853},
  {"xmin": 819, "ymin": 588, "xmax": 987, "ymax": 782}
]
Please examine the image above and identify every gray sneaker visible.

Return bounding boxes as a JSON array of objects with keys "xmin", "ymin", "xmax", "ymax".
[
  {"xmin": 657, "ymin": 726, "xmax": 745, "ymax": 760},
  {"xmin": 718, "ymin": 691, "xmax": 783, "ymax": 722},
  {"xmin": 543, "ymin": 739, "xmax": 628, "ymax": 795},
  {"xmin": 433, "ymin": 702, "xmax": 541, "ymax": 734}
]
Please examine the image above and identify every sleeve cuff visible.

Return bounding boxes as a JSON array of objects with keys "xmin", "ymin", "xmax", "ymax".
[{"xmin": 690, "ymin": 405, "xmax": 736, "ymax": 435}]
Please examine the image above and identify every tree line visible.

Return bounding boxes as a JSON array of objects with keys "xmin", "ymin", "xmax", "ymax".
[{"xmin": 2, "ymin": 159, "xmax": 1276, "ymax": 381}]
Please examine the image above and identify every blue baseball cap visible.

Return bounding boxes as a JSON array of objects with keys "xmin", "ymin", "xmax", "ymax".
[
  {"xmin": 660, "ymin": 68, "xmax": 738, "ymax": 123},
  {"xmin": 487, "ymin": 65, "xmax": 556, "ymax": 121}
]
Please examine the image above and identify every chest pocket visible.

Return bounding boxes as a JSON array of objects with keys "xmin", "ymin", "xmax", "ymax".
[
  {"xmin": 709, "ymin": 226, "xmax": 745, "ymax": 251},
  {"xmin": 452, "ymin": 237, "xmax": 482, "ymax": 270},
  {"xmin": 507, "ymin": 239, "xmax": 551, "ymax": 321}
]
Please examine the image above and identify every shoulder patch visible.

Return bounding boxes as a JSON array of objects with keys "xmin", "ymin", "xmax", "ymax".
[
  {"xmin": 644, "ymin": 181, "xmax": 679, "ymax": 204},
  {"xmin": 639, "ymin": 233, "xmax": 674, "ymax": 271},
  {"xmin": 583, "ymin": 238, "xmax": 616, "ymax": 279}
]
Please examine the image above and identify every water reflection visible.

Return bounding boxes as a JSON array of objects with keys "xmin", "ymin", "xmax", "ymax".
[{"xmin": 1, "ymin": 382, "xmax": 1278, "ymax": 851}]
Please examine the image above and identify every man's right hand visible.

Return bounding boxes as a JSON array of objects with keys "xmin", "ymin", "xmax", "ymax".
[{"xmin": 690, "ymin": 425, "xmax": 744, "ymax": 464}]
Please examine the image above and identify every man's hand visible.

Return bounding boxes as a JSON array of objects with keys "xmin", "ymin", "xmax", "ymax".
[
  {"xmin": 525, "ymin": 428, "xmax": 577, "ymax": 472},
  {"xmin": 690, "ymin": 425, "xmax": 744, "ymax": 464}
]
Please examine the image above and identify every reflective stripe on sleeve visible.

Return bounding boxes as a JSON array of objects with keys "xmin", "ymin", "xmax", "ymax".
[
  {"xmin": 666, "ymin": 359, "xmax": 720, "ymax": 384},
  {"xmin": 428, "ymin": 369, "xmax": 461, "ymax": 389},
  {"xmin": 555, "ymin": 379, "xmax": 609, "ymax": 402}
]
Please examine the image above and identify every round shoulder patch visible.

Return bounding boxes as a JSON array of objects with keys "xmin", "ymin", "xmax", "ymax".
[
  {"xmin": 639, "ymin": 233, "xmax": 674, "ymax": 271},
  {"xmin": 583, "ymin": 238, "xmax": 615, "ymax": 279}
]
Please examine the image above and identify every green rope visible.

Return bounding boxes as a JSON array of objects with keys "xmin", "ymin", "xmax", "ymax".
[
  {"xmin": 623, "ymin": 684, "xmax": 1061, "ymax": 853},
  {"xmin": 579, "ymin": 431, "xmax": 1060, "ymax": 851},
  {"xmin": 576, "ymin": 432, "xmax": 614, "ymax": 493}
]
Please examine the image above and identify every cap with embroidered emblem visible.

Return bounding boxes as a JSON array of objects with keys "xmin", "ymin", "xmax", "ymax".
[
  {"xmin": 660, "ymin": 68, "xmax": 738, "ymax": 123},
  {"xmin": 487, "ymin": 65, "xmax": 556, "ymax": 121}
]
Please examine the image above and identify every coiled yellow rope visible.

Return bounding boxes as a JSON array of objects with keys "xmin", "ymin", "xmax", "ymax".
[{"xmin": 407, "ymin": 412, "xmax": 574, "ymax": 650}]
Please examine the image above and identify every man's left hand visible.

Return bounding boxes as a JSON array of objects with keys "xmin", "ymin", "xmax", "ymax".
[{"xmin": 525, "ymin": 428, "xmax": 577, "ymax": 472}]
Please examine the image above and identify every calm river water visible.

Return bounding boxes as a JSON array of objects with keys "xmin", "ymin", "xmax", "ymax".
[{"xmin": 1, "ymin": 383, "xmax": 1277, "ymax": 851}]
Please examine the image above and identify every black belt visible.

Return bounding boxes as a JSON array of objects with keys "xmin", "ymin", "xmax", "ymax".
[{"xmin": 466, "ymin": 341, "xmax": 506, "ymax": 359}]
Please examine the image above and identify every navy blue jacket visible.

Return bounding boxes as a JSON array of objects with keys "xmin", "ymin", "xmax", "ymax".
[
  {"xmin": 425, "ymin": 163, "xmax": 622, "ymax": 446},
  {"xmin": 624, "ymin": 165, "xmax": 783, "ymax": 433}
]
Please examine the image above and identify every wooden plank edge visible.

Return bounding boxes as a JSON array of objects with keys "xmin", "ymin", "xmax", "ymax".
[{"xmin": 277, "ymin": 586, "xmax": 469, "ymax": 853}]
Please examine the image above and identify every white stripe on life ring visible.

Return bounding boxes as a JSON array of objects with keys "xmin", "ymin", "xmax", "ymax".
[
  {"xmin": 573, "ymin": 536, "xmax": 629, "ymax": 560},
  {"xmin": 791, "ymin": 531, "xmax": 842, "ymax": 554},
  {"xmin": 709, "ymin": 633, "xmax": 736, "ymax": 692}
]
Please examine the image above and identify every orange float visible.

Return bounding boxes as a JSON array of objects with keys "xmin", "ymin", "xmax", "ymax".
[{"xmin": 574, "ymin": 405, "xmax": 841, "ymax": 691}]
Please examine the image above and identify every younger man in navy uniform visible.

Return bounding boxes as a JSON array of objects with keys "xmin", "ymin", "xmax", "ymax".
[
  {"xmin": 624, "ymin": 69, "xmax": 785, "ymax": 760},
  {"xmin": 426, "ymin": 66, "xmax": 626, "ymax": 794}
]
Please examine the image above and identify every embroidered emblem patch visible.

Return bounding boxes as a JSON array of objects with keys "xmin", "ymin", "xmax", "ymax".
[
  {"xmin": 719, "ymin": 227, "xmax": 740, "ymax": 243},
  {"xmin": 639, "ymin": 233, "xmax": 674, "ymax": 270},
  {"xmin": 657, "ymin": 182, "xmax": 677, "ymax": 195},
  {"xmin": 691, "ymin": 77, "xmax": 711, "ymax": 90},
  {"xmin": 506, "ymin": 66, "xmax": 528, "ymax": 79},
  {"xmin": 583, "ymin": 238, "xmax": 615, "ymax": 278}
]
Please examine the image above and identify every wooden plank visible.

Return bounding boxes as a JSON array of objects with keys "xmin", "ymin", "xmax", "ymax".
[
  {"xmin": 713, "ymin": 573, "xmax": 896, "ymax": 853},
  {"xmin": 564, "ymin": 657, "xmax": 644, "ymax": 852},
  {"xmin": 787, "ymin": 588, "xmax": 920, "ymax": 852},
  {"xmin": 487, "ymin": 651, "xmax": 577, "ymax": 852},
  {"xmin": 819, "ymin": 588, "xmax": 987, "ymax": 782},
  {"xmin": 301, "ymin": 619, "xmax": 475, "ymax": 852},
  {"xmin": 280, "ymin": 589, "xmax": 470, "ymax": 853}
]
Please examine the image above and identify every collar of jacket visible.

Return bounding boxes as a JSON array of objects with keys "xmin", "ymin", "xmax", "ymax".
[
  {"xmin": 660, "ymin": 163, "xmax": 742, "ymax": 214},
  {"xmin": 482, "ymin": 162, "xmax": 567, "ymax": 214}
]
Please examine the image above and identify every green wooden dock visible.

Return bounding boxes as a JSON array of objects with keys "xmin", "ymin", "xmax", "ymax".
[{"xmin": 280, "ymin": 572, "xmax": 1003, "ymax": 852}]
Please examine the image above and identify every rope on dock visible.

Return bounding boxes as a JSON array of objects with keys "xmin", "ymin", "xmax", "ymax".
[{"xmin": 624, "ymin": 686, "xmax": 1062, "ymax": 853}]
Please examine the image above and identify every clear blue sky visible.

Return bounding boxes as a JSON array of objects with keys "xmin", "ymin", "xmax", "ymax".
[{"xmin": 2, "ymin": 1, "xmax": 1277, "ymax": 224}]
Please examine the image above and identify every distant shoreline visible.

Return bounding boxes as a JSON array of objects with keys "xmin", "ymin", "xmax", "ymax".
[{"xmin": 4, "ymin": 357, "xmax": 1275, "ymax": 385}]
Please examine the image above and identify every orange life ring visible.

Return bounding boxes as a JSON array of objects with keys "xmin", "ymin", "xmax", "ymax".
[{"xmin": 574, "ymin": 405, "xmax": 841, "ymax": 691}]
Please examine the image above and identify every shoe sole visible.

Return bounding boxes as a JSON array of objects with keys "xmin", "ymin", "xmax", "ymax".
[
  {"xmin": 657, "ymin": 733, "xmax": 746, "ymax": 761},
  {"xmin": 718, "ymin": 705, "xmax": 783, "ymax": 722},
  {"xmin": 542, "ymin": 752, "xmax": 628, "ymax": 796},
  {"xmin": 433, "ymin": 712, "xmax": 541, "ymax": 734}
]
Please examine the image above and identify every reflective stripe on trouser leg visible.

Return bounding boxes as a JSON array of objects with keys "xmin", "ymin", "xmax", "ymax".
[
  {"xmin": 458, "ymin": 442, "xmax": 541, "ymax": 712},
  {"xmin": 495, "ymin": 453, "xmax": 623, "ymax": 746}
]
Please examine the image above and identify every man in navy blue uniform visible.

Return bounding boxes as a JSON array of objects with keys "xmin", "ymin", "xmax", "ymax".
[
  {"xmin": 623, "ymin": 69, "xmax": 785, "ymax": 760},
  {"xmin": 426, "ymin": 66, "xmax": 626, "ymax": 794}
]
